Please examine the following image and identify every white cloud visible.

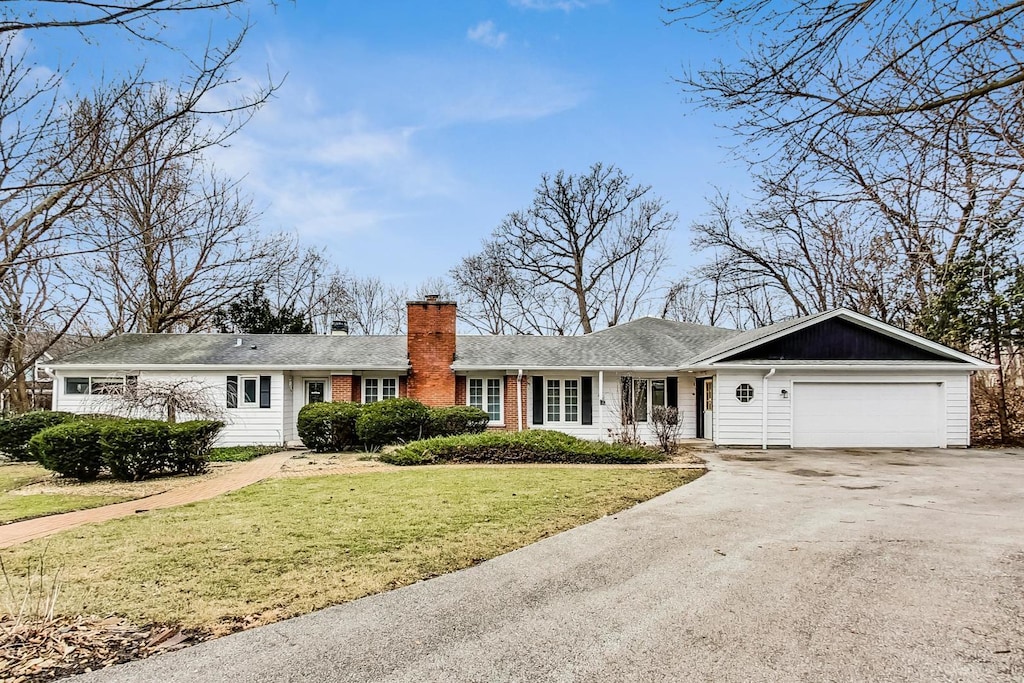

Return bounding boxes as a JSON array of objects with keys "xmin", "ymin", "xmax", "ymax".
[
  {"xmin": 509, "ymin": 0, "xmax": 606, "ymax": 11},
  {"xmin": 466, "ymin": 20, "xmax": 507, "ymax": 49}
]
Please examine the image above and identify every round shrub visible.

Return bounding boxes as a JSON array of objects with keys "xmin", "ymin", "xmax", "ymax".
[
  {"xmin": 100, "ymin": 419, "xmax": 170, "ymax": 481},
  {"xmin": 297, "ymin": 402, "xmax": 363, "ymax": 452},
  {"xmin": 356, "ymin": 398, "xmax": 430, "ymax": 449},
  {"xmin": 28, "ymin": 419, "xmax": 110, "ymax": 481},
  {"xmin": 168, "ymin": 420, "xmax": 224, "ymax": 475},
  {"xmin": 427, "ymin": 406, "xmax": 490, "ymax": 438},
  {"xmin": 0, "ymin": 411, "xmax": 77, "ymax": 461}
]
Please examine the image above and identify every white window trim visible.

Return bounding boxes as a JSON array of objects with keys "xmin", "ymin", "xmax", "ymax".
[
  {"xmin": 625, "ymin": 377, "xmax": 670, "ymax": 423},
  {"xmin": 362, "ymin": 376, "xmax": 399, "ymax": 404},
  {"xmin": 468, "ymin": 376, "xmax": 504, "ymax": 425},
  {"xmin": 240, "ymin": 375, "xmax": 259, "ymax": 407},
  {"xmin": 546, "ymin": 378, "xmax": 581, "ymax": 424}
]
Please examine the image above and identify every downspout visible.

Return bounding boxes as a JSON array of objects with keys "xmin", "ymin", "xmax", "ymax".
[
  {"xmin": 598, "ymin": 370, "xmax": 605, "ymax": 436},
  {"xmin": 762, "ymin": 367, "xmax": 776, "ymax": 450},
  {"xmin": 517, "ymin": 369, "xmax": 524, "ymax": 432}
]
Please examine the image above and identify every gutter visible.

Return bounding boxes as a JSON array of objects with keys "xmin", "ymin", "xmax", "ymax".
[
  {"xmin": 44, "ymin": 364, "xmax": 412, "ymax": 372},
  {"xmin": 516, "ymin": 369, "xmax": 523, "ymax": 432},
  {"xmin": 762, "ymin": 367, "xmax": 775, "ymax": 450}
]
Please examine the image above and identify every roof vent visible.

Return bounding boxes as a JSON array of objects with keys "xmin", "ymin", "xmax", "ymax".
[
  {"xmin": 250, "ymin": 344, "xmax": 258, "ymax": 350},
  {"xmin": 235, "ymin": 338, "xmax": 243, "ymax": 347},
  {"xmin": 330, "ymin": 320, "xmax": 349, "ymax": 336}
]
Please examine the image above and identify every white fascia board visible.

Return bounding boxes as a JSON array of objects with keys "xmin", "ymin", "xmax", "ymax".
[
  {"xmin": 45, "ymin": 364, "xmax": 410, "ymax": 373},
  {"xmin": 695, "ymin": 308, "xmax": 993, "ymax": 368},
  {"xmin": 451, "ymin": 365, "xmax": 683, "ymax": 373},
  {"xmin": 686, "ymin": 362, "xmax": 995, "ymax": 372}
]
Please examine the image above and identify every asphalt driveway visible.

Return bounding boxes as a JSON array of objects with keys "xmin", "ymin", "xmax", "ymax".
[{"xmin": 76, "ymin": 448, "xmax": 1024, "ymax": 682}]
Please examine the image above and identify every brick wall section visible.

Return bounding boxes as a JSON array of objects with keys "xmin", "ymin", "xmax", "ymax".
[
  {"xmin": 454, "ymin": 376, "xmax": 466, "ymax": 405},
  {"xmin": 406, "ymin": 298, "xmax": 456, "ymax": 407},
  {"xmin": 503, "ymin": 374, "xmax": 529, "ymax": 432},
  {"xmin": 330, "ymin": 375, "xmax": 353, "ymax": 403},
  {"xmin": 330, "ymin": 375, "xmax": 362, "ymax": 402}
]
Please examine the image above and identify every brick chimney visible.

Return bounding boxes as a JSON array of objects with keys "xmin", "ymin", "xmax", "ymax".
[{"xmin": 406, "ymin": 295, "xmax": 456, "ymax": 407}]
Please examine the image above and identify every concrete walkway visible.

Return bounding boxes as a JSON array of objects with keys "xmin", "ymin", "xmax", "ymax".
[
  {"xmin": 74, "ymin": 447, "xmax": 1024, "ymax": 683},
  {"xmin": 0, "ymin": 451, "xmax": 293, "ymax": 549}
]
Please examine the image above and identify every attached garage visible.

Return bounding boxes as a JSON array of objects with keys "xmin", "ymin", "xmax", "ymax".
[{"xmin": 791, "ymin": 381, "xmax": 944, "ymax": 448}]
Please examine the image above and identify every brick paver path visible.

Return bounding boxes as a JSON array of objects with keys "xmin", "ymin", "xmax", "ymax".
[{"xmin": 0, "ymin": 450, "xmax": 293, "ymax": 549}]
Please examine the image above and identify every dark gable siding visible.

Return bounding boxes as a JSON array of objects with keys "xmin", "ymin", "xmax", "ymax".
[{"xmin": 726, "ymin": 318, "xmax": 949, "ymax": 361}]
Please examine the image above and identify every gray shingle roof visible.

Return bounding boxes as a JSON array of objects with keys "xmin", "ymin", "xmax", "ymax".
[
  {"xmin": 51, "ymin": 317, "xmax": 745, "ymax": 370},
  {"xmin": 55, "ymin": 310, "xmax": 971, "ymax": 371},
  {"xmin": 51, "ymin": 334, "xmax": 410, "ymax": 368},
  {"xmin": 453, "ymin": 317, "xmax": 740, "ymax": 368}
]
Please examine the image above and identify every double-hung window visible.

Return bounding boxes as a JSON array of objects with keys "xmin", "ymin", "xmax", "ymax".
[
  {"xmin": 363, "ymin": 377, "xmax": 397, "ymax": 404},
  {"xmin": 469, "ymin": 377, "xmax": 502, "ymax": 423}
]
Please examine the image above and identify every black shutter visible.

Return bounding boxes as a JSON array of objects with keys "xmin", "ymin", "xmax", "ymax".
[
  {"xmin": 259, "ymin": 375, "xmax": 271, "ymax": 408},
  {"xmin": 226, "ymin": 376, "xmax": 238, "ymax": 408},
  {"xmin": 667, "ymin": 377, "xmax": 678, "ymax": 409},
  {"xmin": 581, "ymin": 376, "xmax": 593, "ymax": 425},
  {"xmin": 532, "ymin": 375, "xmax": 544, "ymax": 425}
]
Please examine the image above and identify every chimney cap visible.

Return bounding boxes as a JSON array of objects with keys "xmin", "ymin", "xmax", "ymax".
[
  {"xmin": 330, "ymin": 319, "xmax": 349, "ymax": 336},
  {"xmin": 407, "ymin": 297, "xmax": 457, "ymax": 306}
]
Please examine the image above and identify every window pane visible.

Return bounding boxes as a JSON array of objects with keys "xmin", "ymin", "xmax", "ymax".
[
  {"xmin": 90, "ymin": 377, "xmax": 124, "ymax": 395},
  {"xmin": 564, "ymin": 379, "xmax": 578, "ymax": 422},
  {"xmin": 652, "ymin": 379, "xmax": 665, "ymax": 409},
  {"xmin": 382, "ymin": 378, "xmax": 397, "ymax": 399},
  {"xmin": 364, "ymin": 378, "xmax": 379, "ymax": 404},
  {"xmin": 547, "ymin": 380, "xmax": 560, "ymax": 422},
  {"xmin": 469, "ymin": 378, "xmax": 483, "ymax": 410},
  {"xmin": 634, "ymin": 379, "xmax": 648, "ymax": 422},
  {"xmin": 243, "ymin": 378, "xmax": 257, "ymax": 404},
  {"xmin": 486, "ymin": 378, "xmax": 501, "ymax": 422},
  {"xmin": 65, "ymin": 377, "xmax": 89, "ymax": 395}
]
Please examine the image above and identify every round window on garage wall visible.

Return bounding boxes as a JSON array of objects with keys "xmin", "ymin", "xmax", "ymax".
[{"xmin": 735, "ymin": 383, "xmax": 754, "ymax": 403}]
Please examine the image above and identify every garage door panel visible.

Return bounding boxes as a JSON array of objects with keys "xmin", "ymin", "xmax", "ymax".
[{"xmin": 792, "ymin": 382, "xmax": 942, "ymax": 448}]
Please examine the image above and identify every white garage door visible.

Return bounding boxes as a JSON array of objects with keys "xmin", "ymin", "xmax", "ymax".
[{"xmin": 792, "ymin": 382, "xmax": 943, "ymax": 448}]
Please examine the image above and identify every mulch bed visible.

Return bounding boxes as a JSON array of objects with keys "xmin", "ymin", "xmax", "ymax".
[{"xmin": 0, "ymin": 615, "xmax": 198, "ymax": 682}]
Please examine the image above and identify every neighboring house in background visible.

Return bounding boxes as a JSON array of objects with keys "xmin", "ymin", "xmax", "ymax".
[
  {"xmin": 2, "ymin": 333, "xmax": 97, "ymax": 415},
  {"xmin": 45, "ymin": 297, "xmax": 993, "ymax": 448}
]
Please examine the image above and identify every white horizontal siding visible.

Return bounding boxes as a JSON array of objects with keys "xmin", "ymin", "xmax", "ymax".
[
  {"xmin": 527, "ymin": 372, "xmax": 695, "ymax": 444},
  {"xmin": 713, "ymin": 368, "xmax": 976, "ymax": 448},
  {"xmin": 52, "ymin": 369, "xmax": 287, "ymax": 447}
]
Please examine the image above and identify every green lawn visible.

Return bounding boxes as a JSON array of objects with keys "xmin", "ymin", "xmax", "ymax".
[
  {"xmin": 1, "ymin": 467, "xmax": 702, "ymax": 633},
  {"xmin": 0, "ymin": 464, "xmax": 128, "ymax": 524}
]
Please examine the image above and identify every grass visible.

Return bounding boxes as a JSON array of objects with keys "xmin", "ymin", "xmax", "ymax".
[
  {"xmin": 0, "ymin": 467, "xmax": 702, "ymax": 633},
  {"xmin": 208, "ymin": 445, "xmax": 282, "ymax": 463},
  {"xmin": 0, "ymin": 464, "xmax": 128, "ymax": 524}
]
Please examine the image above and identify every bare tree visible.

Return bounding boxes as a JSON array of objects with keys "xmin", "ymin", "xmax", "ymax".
[
  {"xmin": 0, "ymin": 1, "xmax": 277, "ymax": 399},
  {"xmin": 332, "ymin": 276, "xmax": 407, "ymax": 335},
  {"xmin": 666, "ymin": 1, "xmax": 1024, "ymax": 140},
  {"xmin": 471, "ymin": 163, "xmax": 676, "ymax": 335},
  {"xmin": 74, "ymin": 89, "xmax": 283, "ymax": 333},
  {"xmin": 94, "ymin": 378, "xmax": 223, "ymax": 423}
]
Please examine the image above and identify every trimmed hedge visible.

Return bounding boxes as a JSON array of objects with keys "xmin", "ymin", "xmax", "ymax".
[
  {"xmin": 28, "ymin": 419, "xmax": 110, "ymax": 481},
  {"xmin": 0, "ymin": 411, "xmax": 78, "ymax": 461},
  {"xmin": 297, "ymin": 402, "xmax": 363, "ymax": 452},
  {"xmin": 427, "ymin": 406, "xmax": 489, "ymax": 438},
  {"xmin": 29, "ymin": 418, "xmax": 224, "ymax": 482},
  {"xmin": 356, "ymin": 398, "xmax": 430, "ymax": 449},
  {"xmin": 380, "ymin": 430, "xmax": 668, "ymax": 466}
]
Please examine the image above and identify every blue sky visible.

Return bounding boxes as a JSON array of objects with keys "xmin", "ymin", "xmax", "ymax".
[{"xmin": 34, "ymin": 1, "xmax": 749, "ymax": 288}]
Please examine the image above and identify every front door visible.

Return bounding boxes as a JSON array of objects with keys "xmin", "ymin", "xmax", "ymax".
[
  {"xmin": 305, "ymin": 380, "xmax": 326, "ymax": 404},
  {"xmin": 695, "ymin": 377, "xmax": 714, "ymax": 439}
]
